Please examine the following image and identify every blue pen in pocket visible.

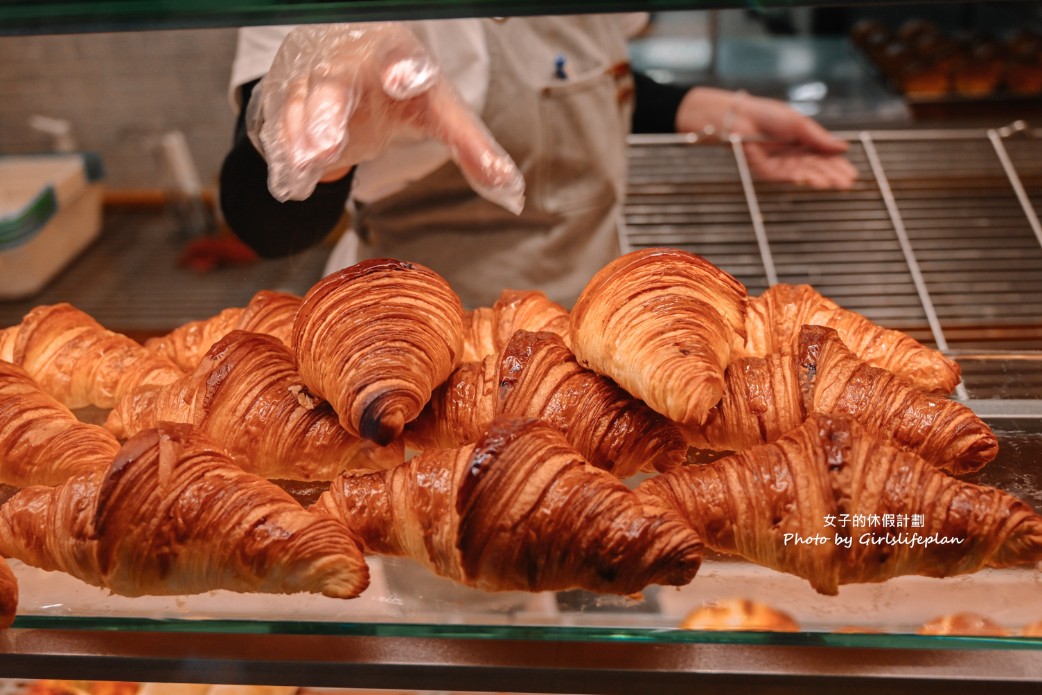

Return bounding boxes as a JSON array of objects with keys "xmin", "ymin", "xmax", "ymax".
[{"xmin": 554, "ymin": 54, "xmax": 568, "ymax": 80}]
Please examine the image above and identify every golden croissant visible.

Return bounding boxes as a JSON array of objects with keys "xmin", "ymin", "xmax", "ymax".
[
  {"xmin": 570, "ymin": 248, "xmax": 748, "ymax": 426},
  {"xmin": 0, "ymin": 556, "xmax": 15, "ymax": 629},
  {"xmin": 293, "ymin": 259, "xmax": 465, "ymax": 445},
  {"xmin": 686, "ymin": 325, "xmax": 997, "ymax": 475},
  {"xmin": 316, "ymin": 416, "xmax": 702, "ymax": 595},
  {"xmin": 461, "ymin": 289, "xmax": 571, "ymax": 362},
  {"xmin": 107, "ymin": 331, "xmax": 402, "ymax": 481},
  {"xmin": 0, "ymin": 423, "xmax": 370, "ymax": 599},
  {"xmin": 639, "ymin": 413, "xmax": 1042, "ymax": 595},
  {"xmin": 407, "ymin": 330, "xmax": 687, "ymax": 477},
  {"xmin": 145, "ymin": 290, "xmax": 301, "ymax": 371},
  {"xmin": 0, "ymin": 304, "xmax": 182, "ymax": 409},
  {"xmin": 742, "ymin": 284, "xmax": 961, "ymax": 395},
  {"xmin": 0, "ymin": 361, "xmax": 119, "ymax": 487}
]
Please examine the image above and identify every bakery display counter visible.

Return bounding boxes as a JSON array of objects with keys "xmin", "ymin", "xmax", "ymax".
[{"xmin": 0, "ymin": 126, "xmax": 1041, "ymax": 692}]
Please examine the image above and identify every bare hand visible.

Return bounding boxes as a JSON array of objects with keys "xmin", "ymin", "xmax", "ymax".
[{"xmin": 676, "ymin": 87, "xmax": 857, "ymax": 190}]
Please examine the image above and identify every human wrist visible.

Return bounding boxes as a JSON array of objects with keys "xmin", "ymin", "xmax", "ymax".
[
  {"xmin": 675, "ymin": 87, "xmax": 749, "ymax": 142},
  {"xmin": 719, "ymin": 89, "xmax": 748, "ymax": 141}
]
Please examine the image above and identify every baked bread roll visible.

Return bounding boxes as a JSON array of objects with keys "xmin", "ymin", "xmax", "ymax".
[
  {"xmin": 742, "ymin": 284, "xmax": 961, "ymax": 395},
  {"xmin": 687, "ymin": 325, "xmax": 997, "ymax": 475},
  {"xmin": 679, "ymin": 598, "xmax": 799, "ymax": 632},
  {"xmin": 639, "ymin": 413, "xmax": 1042, "ymax": 595},
  {"xmin": 0, "ymin": 423, "xmax": 369, "ymax": 599},
  {"xmin": 107, "ymin": 331, "xmax": 402, "ymax": 481},
  {"xmin": 0, "ymin": 361, "xmax": 119, "ymax": 487},
  {"xmin": 316, "ymin": 416, "xmax": 702, "ymax": 595},
  {"xmin": 406, "ymin": 330, "xmax": 687, "ymax": 477},
  {"xmin": 0, "ymin": 304, "xmax": 182, "ymax": 409},
  {"xmin": 918, "ymin": 613, "xmax": 1008, "ymax": 636},
  {"xmin": 461, "ymin": 289, "xmax": 571, "ymax": 362},
  {"xmin": 293, "ymin": 259, "xmax": 465, "ymax": 445},
  {"xmin": 570, "ymin": 248, "xmax": 748, "ymax": 426},
  {"xmin": 145, "ymin": 290, "xmax": 301, "ymax": 371},
  {"xmin": 1021, "ymin": 619, "xmax": 1042, "ymax": 637}
]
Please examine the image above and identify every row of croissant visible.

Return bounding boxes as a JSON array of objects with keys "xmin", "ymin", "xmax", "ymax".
[{"xmin": 0, "ymin": 247, "xmax": 1037, "ymax": 628}]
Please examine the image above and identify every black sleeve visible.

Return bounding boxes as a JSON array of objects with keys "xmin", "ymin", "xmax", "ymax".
[
  {"xmin": 631, "ymin": 71, "xmax": 689, "ymax": 134},
  {"xmin": 218, "ymin": 78, "xmax": 355, "ymax": 259}
]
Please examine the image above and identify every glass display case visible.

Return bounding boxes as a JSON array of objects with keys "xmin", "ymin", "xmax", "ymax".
[{"xmin": 2, "ymin": 2, "xmax": 1042, "ymax": 693}]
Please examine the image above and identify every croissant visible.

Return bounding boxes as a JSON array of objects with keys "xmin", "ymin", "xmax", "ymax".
[
  {"xmin": 0, "ymin": 361, "xmax": 119, "ymax": 487},
  {"xmin": 0, "ymin": 304, "xmax": 182, "ymax": 409},
  {"xmin": 406, "ymin": 330, "xmax": 687, "ymax": 477},
  {"xmin": 570, "ymin": 248, "xmax": 748, "ymax": 426},
  {"xmin": 679, "ymin": 598, "xmax": 799, "ymax": 632},
  {"xmin": 106, "ymin": 331, "xmax": 402, "ymax": 481},
  {"xmin": 144, "ymin": 290, "xmax": 301, "ymax": 371},
  {"xmin": 918, "ymin": 613, "xmax": 1008, "ymax": 636},
  {"xmin": 0, "ymin": 556, "xmax": 15, "ymax": 629},
  {"xmin": 686, "ymin": 325, "xmax": 997, "ymax": 475},
  {"xmin": 316, "ymin": 416, "xmax": 703, "ymax": 594},
  {"xmin": 742, "ymin": 284, "xmax": 961, "ymax": 395},
  {"xmin": 293, "ymin": 259, "xmax": 465, "ymax": 445},
  {"xmin": 0, "ymin": 422, "xmax": 369, "ymax": 598},
  {"xmin": 639, "ymin": 413, "xmax": 1042, "ymax": 596},
  {"xmin": 0, "ymin": 328, "xmax": 15, "ymax": 364},
  {"xmin": 461, "ymin": 289, "xmax": 571, "ymax": 362}
]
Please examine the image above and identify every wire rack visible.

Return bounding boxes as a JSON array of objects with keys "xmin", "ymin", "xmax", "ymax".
[{"xmin": 625, "ymin": 122, "xmax": 1042, "ymax": 411}]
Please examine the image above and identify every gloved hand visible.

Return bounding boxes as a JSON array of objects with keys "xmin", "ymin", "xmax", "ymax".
[
  {"xmin": 676, "ymin": 87, "xmax": 858, "ymax": 190},
  {"xmin": 248, "ymin": 23, "xmax": 525, "ymax": 213}
]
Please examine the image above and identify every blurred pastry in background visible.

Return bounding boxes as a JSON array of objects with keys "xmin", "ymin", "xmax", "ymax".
[
  {"xmin": 1021, "ymin": 620, "xmax": 1042, "ymax": 637},
  {"xmin": 953, "ymin": 60, "xmax": 1004, "ymax": 97},
  {"xmin": 850, "ymin": 18, "xmax": 891, "ymax": 54},
  {"xmin": 918, "ymin": 612, "xmax": 1008, "ymax": 636},
  {"xmin": 900, "ymin": 61, "xmax": 951, "ymax": 97},
  {"xmin": 952, "ymin": 35, "xmax": 1005, "ymax": 96},
  {"xmin": 1004, "ymin": 60, "xmax": 1042, "ymax": 96},
  {"xmin": 896, "ymin": 18, "xmax": 940, "ymax": 45},
  {"xmin": 679, "ymin": 598, "xmax": 799, "ymax": 632},
  {"xmin": 1004, "ymin": 29, "xmax": 1042, "ymax": 62}
]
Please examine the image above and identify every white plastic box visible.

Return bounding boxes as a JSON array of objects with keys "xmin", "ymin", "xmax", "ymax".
[{"xmin": 0, "ymin": 153, "xmax": 104, "ymax": 299}]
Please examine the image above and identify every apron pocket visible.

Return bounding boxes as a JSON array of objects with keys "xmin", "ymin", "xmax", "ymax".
[{"xmin": 535, "ymin": 69, "xmax": 627, "ymax": 215}]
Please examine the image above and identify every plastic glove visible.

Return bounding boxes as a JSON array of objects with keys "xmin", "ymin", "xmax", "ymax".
[
  {"xmin": 676, "ymin": 87, "xmax": 858, "ymax": 190},
  {"xmin": 248, "ymin": 23, "xmax": 525, "ymax": 213}
]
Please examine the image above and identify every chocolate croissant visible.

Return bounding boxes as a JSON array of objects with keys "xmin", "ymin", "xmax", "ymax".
[
  {"xmin": 742, "ymin": 284, "xmax": 961, "ymax": 395},
  {"xmin": 316, "ymin": 416, "xmax": 702, "ymax": 595},
  {"xmin": 0, "ymin": 361, "xmax": 119, "ymax": 487},
  {"xmin": 145, "ymin": 290, "xmax": 301, "ymax": 371},
  {"xmin": 0, "ymin": 423, "xmax": 370, "ymax": 599},
  {"xmin": 570, "ymin": 248, "xmax": 748, "ymax": 426},
  {"xmin": 462, "ymin": 289, "xmax": 571, "ymax": 362},
  {"xmin": 686, "ymin": 325, "xmax": 996, "ymax": 475},
  {"xmin": 293, "ymin": 259, "xmax": 465, "ymax": 445},
  {"xmin": 106, "ymin": 331, "xmax": 402, "ymax": 481},
  {"xmin": 0, "ymin": 304, "xmax": 182, "ymax": 409},
  {"xmin": 407, "ymin": 330, "xmax": 687, "ymax": 477},
  {"xmin": 639, "ymin": 413, "xmax": 1042, "ymax": 595}
]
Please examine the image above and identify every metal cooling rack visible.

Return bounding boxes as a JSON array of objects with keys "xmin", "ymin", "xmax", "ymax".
[{"xmin": 625, "ymin": 122, "xmax": 1042, "ymax": 413}]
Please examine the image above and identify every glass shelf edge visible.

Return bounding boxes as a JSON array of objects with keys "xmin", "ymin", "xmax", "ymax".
[{"xmin": 11, "ymin": 615, "xmax": 1042, "ymax": 652}]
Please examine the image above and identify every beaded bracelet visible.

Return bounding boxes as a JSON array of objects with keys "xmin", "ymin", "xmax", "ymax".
[{"xmin": 719, "ymin": 89, "xmax": 748, "ymax": 141}]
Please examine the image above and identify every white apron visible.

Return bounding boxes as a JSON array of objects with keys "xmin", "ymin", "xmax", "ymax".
[{"xmin": 328, "ymin": 15, "xmax": 635, "ymax": 309}]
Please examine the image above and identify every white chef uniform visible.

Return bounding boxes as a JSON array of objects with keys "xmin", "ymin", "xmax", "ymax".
[{"xmin": 230, "ymin": 15, "xmax": 645, "ymax": 308}]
